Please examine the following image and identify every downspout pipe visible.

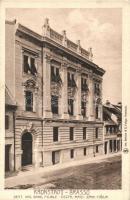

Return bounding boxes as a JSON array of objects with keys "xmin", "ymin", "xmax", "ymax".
[{"xmin": 13, "ymin": 110, "xmax": 16, "ymax": 171}]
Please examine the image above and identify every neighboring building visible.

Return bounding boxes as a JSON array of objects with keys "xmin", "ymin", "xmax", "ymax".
[
  {"xmin": 103, "ymin": 101, "xmax": 122, "ymax": 155},
  {"xmin": 5, "ymin": 86, "xmax": 17, "ymax": 172},
  {"xmin": 5, "ymin": 18, "xmax": 105, "ymax": 171}
]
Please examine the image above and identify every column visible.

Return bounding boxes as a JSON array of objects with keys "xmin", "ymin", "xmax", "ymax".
[
  {"xmin": 88, "ymin": 72, "xmax": 94, "ymax": 121},
  {"xmin": 75, "ymin": 69, "xmax": 83, "ymax": 120},
  {"xmin": 60, "ymin": 60, "xmax": 69, "ymax": 119},
  {"xmin": 42, "ymin": 49, "xmax": 52, "ymax": 118}
]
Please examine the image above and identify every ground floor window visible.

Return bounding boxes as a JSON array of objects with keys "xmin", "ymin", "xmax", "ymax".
[
  {"xmin": 53, "ymin": 127, "xmax": 59, "ymax": 142},
  {"xmin": 96, "ymin": 145, "xmax": 99, "ymax": 153},
  {"xmin": 109, "ymin": 140, "xmax": 112, "ymax": 152},
  {"xmin": 84, "ymin": 148, "xmax": 86, "ymax": 156},
  {"xmin": 70, "ymin": 149, "xmax": 74, "ymax": 158}
]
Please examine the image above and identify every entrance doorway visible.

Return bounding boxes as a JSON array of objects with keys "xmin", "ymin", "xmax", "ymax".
[
  {"xmin": 52, "ymin": 151, "xmax": 60, "ymax": 165},
  {"xmin": 5, "ymin": 145, "xmax": 11, "ymax": 172},
  {"xmin": 22, "ymin": 132, "xmax": 32, "ymax": 166}
]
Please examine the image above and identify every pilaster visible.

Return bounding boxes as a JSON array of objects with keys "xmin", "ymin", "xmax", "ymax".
[
  {"xmin": 43, "ymin": 49, "xmax": 52, "ymax": 118},
  {"xmin": 60, "ymin": 60, "xmax": 69, "ymax": 119},
  {"xmin": 88, "ymin": 72, "xmax": 94, "ymax": 121},
  {"xmin": 75, "ymin": 69, "xmax": 83, "ymax": 120}
]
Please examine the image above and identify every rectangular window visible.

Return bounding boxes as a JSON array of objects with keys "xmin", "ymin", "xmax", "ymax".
[
  {"xmin": 96, "ymin": 145, "xmax": 99, "ymax": 153},
  {"xmin": 23, "ymin": 55, "xmax": 37, "ymax": 75},
  {"xmin": 23, "ymin": 55, "xmax": 29, "ymax": 73},
  {"xmin": 5, "ymin": 115, "xmax": 9, "ymax": 129},
  {"xmin": 70, "ymin": 149, "xmax": 74, "ymax": 158},
  {"xmin": 25, "ymin": 91, "xmax": 33, "ymax": 112},
  {"xmin": 96, "ymin": 106, "xmax": 98, "ymax": 119},
  {"xmin": 95, "ymin": 128, "xmax": 99, "ymax": 139},
  {"xmin": 51, "ymin": 95, "xmax": 58, "ymax": 114},
  {"xmin": 68, "ymin": 99, "xmax": 74, "ymax": 115},
  {"xmin": 81, "ymin": 78, "xmax": 88, "ymax": 92},
  {"xmin": 70, "ymin": 127, "xmax": 74, "ymax": 141},
  {"xmin": 53, "ymin": 127, "xmax": 59, "ymax": 142},
  {"xmin": 83, "ymin": 127, "xmax": 87, "ymax": 140},
  {"xmin": 51, "ymin": 66, "xmax": 62, "ymax": 83},
  {"xmin": 95, "ymin": 83, "xmax": 100, "ymax": 95},
  {"xmin": 51, "ymin": 66, "xmax": 55, "ymax": 82},
  {"xmin": 84, "ymin": 148, "xmax": 86, "ymax": 156},
  {"xmin": 68, "ymin": 72, "xmax": 76, "ymax": 87},
  {"xmin": 81, "ymin": 101, "xmax": 86, "ymax": 117}
]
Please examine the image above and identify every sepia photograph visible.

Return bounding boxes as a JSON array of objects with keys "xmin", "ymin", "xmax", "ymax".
[{"xmin": 3, "ymin": 8, "xmax": 123, "ymax": 191}]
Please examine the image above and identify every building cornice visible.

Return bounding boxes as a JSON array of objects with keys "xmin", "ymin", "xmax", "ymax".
[{"xmin": 15, "ymin": 22, "xmax": 105, "ymax": 76}]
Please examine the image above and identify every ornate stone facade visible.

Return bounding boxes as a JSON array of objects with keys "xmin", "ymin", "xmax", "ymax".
[{"xmin": 5, "ymin": 19, "xmax": 105, "ymax": 171}]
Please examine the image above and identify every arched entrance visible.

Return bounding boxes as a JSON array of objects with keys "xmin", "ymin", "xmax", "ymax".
[{"xmin": 22, "ymin": 132, "xmax": 32, "ymax": 166}]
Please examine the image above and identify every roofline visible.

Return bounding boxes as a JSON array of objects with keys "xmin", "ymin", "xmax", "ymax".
[{"xmin": 14, "ymin": 22, "xmax": 105, "ymax": 76}]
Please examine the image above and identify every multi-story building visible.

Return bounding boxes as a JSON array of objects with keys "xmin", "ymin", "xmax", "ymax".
[
  {"xmin": 103, "ymin": 101, "xmax": 122, "ymax": 155},
  {"xmin": 5, "ymin": 86, "xmax": 17, "ymax": 172},
  {"xmin": 5, "ymin": 18, "xmax": 105, "ymax": 171}
]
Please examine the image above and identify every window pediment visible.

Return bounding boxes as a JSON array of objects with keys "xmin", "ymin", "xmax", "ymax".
[{"xmin": 23, "ymin": 79, "xmax": 38, "ymax": 90}]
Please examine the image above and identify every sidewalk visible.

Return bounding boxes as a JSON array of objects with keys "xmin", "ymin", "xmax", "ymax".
[{"xmin": 5, "ymin": 152, "xmax": 121, "ymax": 189}]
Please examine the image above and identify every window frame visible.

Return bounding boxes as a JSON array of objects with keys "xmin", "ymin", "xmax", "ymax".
[
  {"xmin": 25, "ymin": 90, "xmax": 33, "ymax": 112},
  {"xmin": 53, "ymin": 127, "xmax": 59, "ymax": 142},
  {"xmin": 84, "ymin": 147, "xmax": 86, "ymax": 156},
  {"xmin": 83, "ymin": 127, "xmax": 87, "ymax": 140},
  {"xmin": 5, "ymin": 115, "xmax": 9, "ymax": 130},
  {"xmin": 70, "ymin": 149, "xmax": 74, "ymax": 158},
  {"xmin": 95, "ymin": 128, "xmax": 99, "ymax": 139},
  {"xmin": 70, "ymin": 127, "xmax": 74, "ymax": 141},
  {"xmin": 23, "ymin": 53, "xmax": 37, "ymax": 76},
  {"xmin": 96, "ymin": 145, "xmax": 99, "ymax": 153},
  {"xmin": 68, "ymin": 98, "xmax": 74, "ymax": 116},
  {"xmin": 51, "ymin": 95, "xmax": 59, "ymax": 114}
]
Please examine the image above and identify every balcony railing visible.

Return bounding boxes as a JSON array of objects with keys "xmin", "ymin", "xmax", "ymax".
[{"xmin": 46, "ymin": 27, "xmax": 91, "ymax": 61}]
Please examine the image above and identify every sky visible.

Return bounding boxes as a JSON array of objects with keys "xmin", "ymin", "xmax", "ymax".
[{"xmin": 6, "ymin": 8, "xmax": 122, "ymax": 104}]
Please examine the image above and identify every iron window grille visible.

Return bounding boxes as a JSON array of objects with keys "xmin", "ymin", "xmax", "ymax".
[
  {"xmin": 95, "ymin": 128, "xmax": 99, "ymax": 139},
  {"xmin": 70, "ymin": 127, "xmax": 74, "ymax": 141},
  {"xmin": 25, "ymin": 91, "xmax": 33, "ymax": 112},
  {"xmin": 53, "ymin": 127, "xmax": 59, "ymax": 142},
  {"xmin": 83, "ymin": 127, "xmax": 87, "ymax": 140}
]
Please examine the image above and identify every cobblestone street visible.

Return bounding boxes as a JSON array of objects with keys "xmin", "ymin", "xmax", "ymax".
[{"xmin": 6, "ymin": 155, "xmax": 121, "ymax": 190}]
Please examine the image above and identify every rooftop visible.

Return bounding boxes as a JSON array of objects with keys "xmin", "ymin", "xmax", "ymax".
[{"xmin": 6, "ymin": 19, "xmax": 105, "ymax": 76}]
